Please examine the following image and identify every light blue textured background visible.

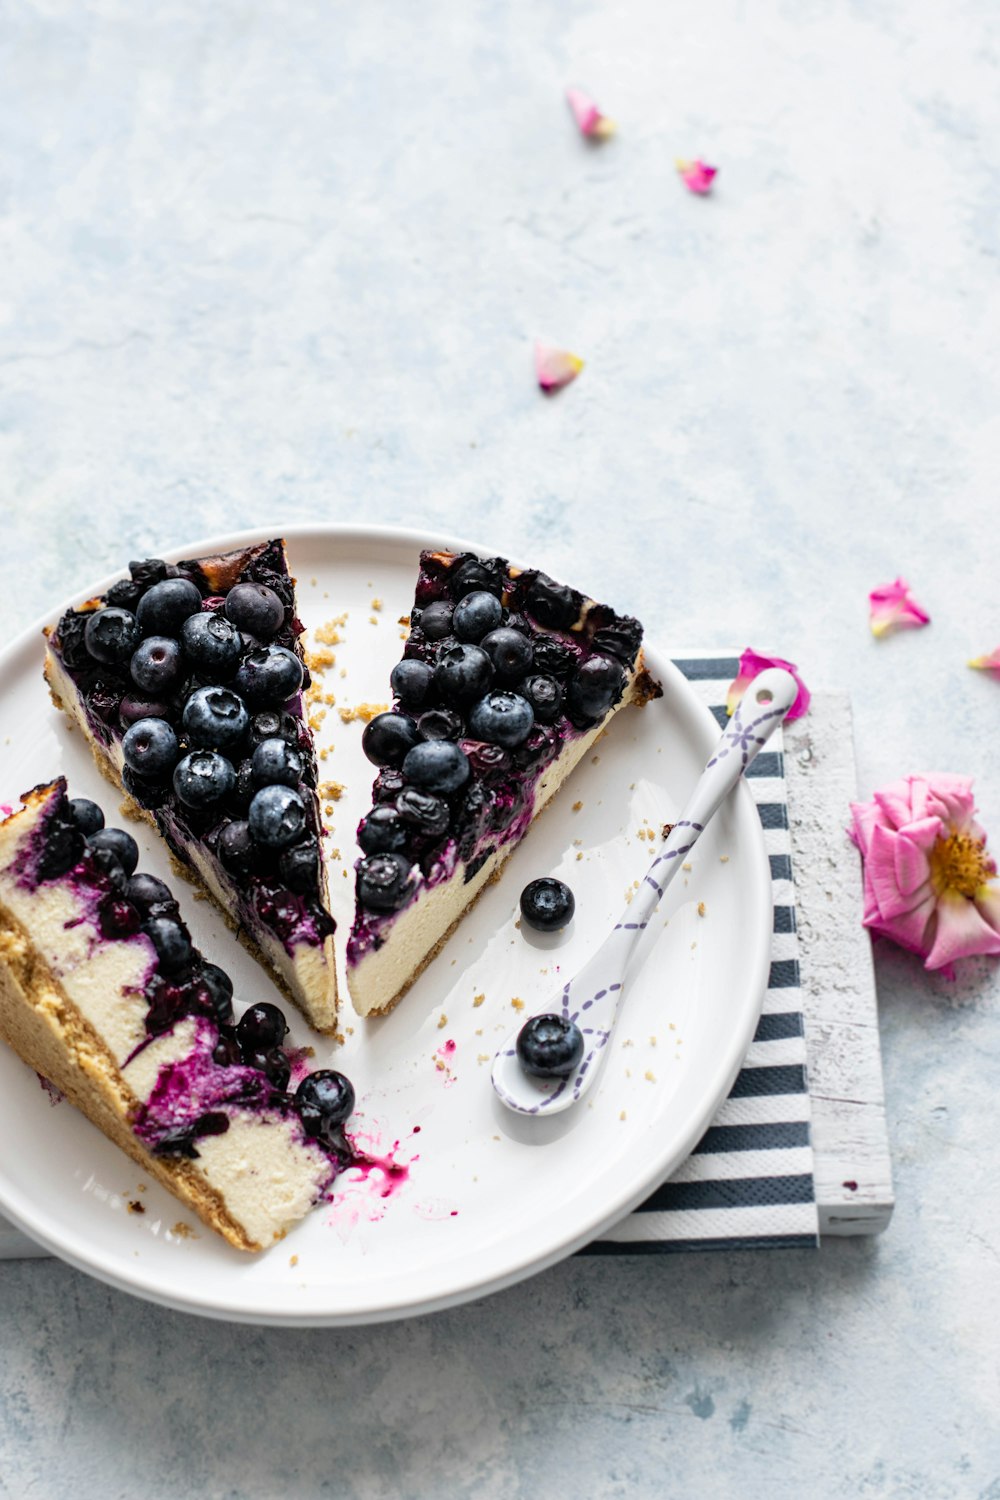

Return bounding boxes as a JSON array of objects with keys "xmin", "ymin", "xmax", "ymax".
[{"xmin": 1, "ymin": 2, "xmax": 999, "ymax": 1496}]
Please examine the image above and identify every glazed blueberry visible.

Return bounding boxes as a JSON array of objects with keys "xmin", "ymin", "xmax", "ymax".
[
  {"xmin": 481, "ymin": 627, "xmax": 533, "ymax": 682},
  {"xmin": 234, "ymin": 645, "xmax": 304, "ymax": 707},
  {"xmin": 233, "ymin": 757, "xmax": 256, "ymax": 812},
  {"xmin": 396, "ymin": 787, "xmax": 450, "ymax": 838},
  {"xmin": 144, "ymin": 916, "xmax": 194, "ymax": 975},
  {"xmin": 296, "ymin": 1069, "xmax": 355, "ymax": 1139},
  {"xmin": 358, "ymin": 805, "xmax": 410, "ymax": 854},
  {"xmin": 402, "ymin": 739, "xmax": 470, "ymax": 795},
  {"xmin": 416, "ymin": 707, "xmax": 463, "ymax": 741},
  {"xmin": 248, "ymin": 784, "xmax": 307, "ymax": 849},
  {"xmin": 89, "ymin": 846, "xmax": 128, "ymax": 893},
  {"xmin": 566, "ymin": 655, "xmax": 624, "ymax": 723},
  {"xmin": 129, "ymin": 636, "xmax": 182, "ymax": 695},
  {"xmin": 516, "ymin": 1014, "xmax": 584, "ymax": 1079},
  {"xmin": 247, "ymin": 1046, "xmax": 291, "ymax": 1091},
  {"xmin": 433, "ymin": 643, "xmax": 493, "ymax": 703},
  {"xmin": 531, "ymin": 637, "xmax": 577, "ymax": 679},
  {"xmin": 84, "ymin": 607, "xmax": 141, "ymax": 666},
  {"xmin": 513, "ymin": 725, "xmax": 559, "ymax": 771},
  {"xmin": 136, "ymin": 578, "xmax": 203, "ymax": 636},
  {"xmin": 248, "ymin": 709, "xmax": 299, "ymax": 749},
  {"xmin": 212, "ymin": 1034, "xmax": 244, "ymax": 1068},
  {"xmin": 88, "ymin": 827, "xmax": 139, "ymax": 877},
  {"xmin": 453, "ymin": 590, "xmax": 503, "ymax": 643},
  {"xmin": 37, "ymin": 818, "xmax": 85, "ymax": 881},
  {"xmin": 251, "ymin": 737, "xmax": 304, "ymax": 788},
  {"xmin": 418, "ymin": 600, "xmax": 454, "ymax": 641},
  {"xmin": 278, "ymin": 837, "xmax": 320, "ymax": 893},
  {"xmin": 372, "ymin": 768, "xmax": 406, "ymax": 804},
  {"xmin": 68, "ymin": 797, "xmax": 104, "ymax": 837},
  {"xmin": 236, "ymin": 1002, "xmax": 288, "ymax": 1052},
  {"xmin": 173, "ymin": 750, "xmax": 236, "ymax": 808},
  {"xmin": 461, "ymin": 740, "xmax": 511, "ymax": 779},
  {"xmin": 125, "ymin": 872, "xmax": 173, "ymax": 911},
  {"xmin": 356, "ymin": 852, "xmax": 416, "ymax": 913},
  {"xmin": 197, "ymin": 963, "xmax": 234, "ymax": 1025},
  {"xmin": 520, "ymin": 876, "xmax": 575, "ymax": 932},
  {"xmin": 452, "ymin": 557, "xmax": 503, "ymax": 598},
  {"xmin": 122, "ymin": 717, "xmax": 179, "ymax": 780},
  {"xmin": 468, "ymin": 691, "xmax": 535, "ymax": 748},
  {"xmin": 527, "ymin": 573, "xmax": 580, "ymax": 631},
  {"xmin": 182, "ymin": 685, "xmax": 250, "ymax": 751},
  {"xmin": 224, "ymin": 581, "xmax": 286, "ymax": 639},
  {"xmin": 521, "ymin": 673, "xmax": 564, "ymax": 723},
  {"xmin": 217, "ymin": 819, "xmax": 255, "ymax": 874},
  {"xmin": 119, "ymin": 693, "xmax": 173, "ymax": 729},
  {"xmin": 390, "ymin": 658, "xmax": 434, "ymax": 710},
  {"xmin": 362, "ymin": 711, "xmax": 420, "ymax": 769},
  {"xmin": 180, "ymin": 611, "xmax": 242, "ymax": 677}
]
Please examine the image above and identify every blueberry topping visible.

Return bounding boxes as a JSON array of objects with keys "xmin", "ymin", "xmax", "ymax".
[
  {"xmin": 451, "ymin": 557, "xmax": 504, "ymax": 598},
  {"xmin": 144, "ymin": 915, "xmax": 194, "ymax": 975},
  {"xmin": 527, "ymin": 573, "xmax": 581, "ymax": 630},
  {"xmin": 122, "ymin": 717, "xmax": 179, "ymax": 780},
  {"xmin": 104, "ymin": 577, "xmax": 143, "ymax": 613},
  {"xmin": 461, "ymin": 740, "xmax": 511, "ymax": 778},
  {"xmin": 513, "ymin": 725, "xmax": 559, "ymax": 771},
  {"xmin": 531, "ymin": 637, "xmax": 577, "ymax": 678},
  {"xmin": 150, "ymin": 1112, "xmax": 229, "ymax": 1158},
  {"xmin": 125, "ymin": 872, "xmax": 173, "ymax": 911},
  {"xmin": 128, "ymin": 558, "xmax": 169, "ymax": 591},
  {"xmin": 119, "ymin": 693, "xmax": 173, "ymax": 729},
  {"xmin": 372, "ymin": 768, "xmax": 406, "ymax": 804},
  {"xmin": 181, "ymin": 611, "xmax": 242, "ymax": 677},
  {"xmin": 251, "ymin": 737, "xmax": 304, "ymax": 788},
  {"xmin": 390, "ymin": 658, "xmax": 434, "ymax": 710},
  {"xmin": 248, "ymin": 709, "xmax": 300, "ymax": 748},
  {"xmin": 296, "ymin": 1069, "xmax": 355, "ymax": 1140},
  {"xmin": 516, "ymin": 1014, "xmax": 584, "ymax": 1078},
  {"xmin": 433, "ymin": 643, "xmax": 494, "ymax": 703},
  {"xmin": 520, "ymin": 876, "xmax": 575, "ymax": 932},
  {"xmin": 182, "ymin": 685, "xmax": 250, "ymax": 751},
  {"xmin": 362, "ymin": 711, "xmax": 420, "ymax": 768},
  {"xmin": 396, "ymin": 786, "xmax": 450, "ymax": 837},
  {"xmin": 197, "ymin": 962, "xmax": 234, "ymax": 1025},
  {"xmin": 402, "ymin": 739, "xmax": 470, "ymax": 794},
  {"xmin": 278, "ymin": 837, "xmax": 320, "ymax": 893},
  {"xmin": 592, "ymin": 616, "xmax": 643, "ymax": 664},
  {"xmin": 481, "ymin": 627, "xmax": 533, "ymax": 682},
  {"xmin": 89, "ymin": 845, "xmax": 129, "ymax": 892},
  {"xmin": 136, "ymin": 578, "xmax": 203, "ymax": 636},
  {"xmin": 418, "ymin": 600, "xmax": 454, "ymax": 640},
  {"xmin": 358, "ymin": 805, "xmax": 410, "ymax": 854},
  {"xmin": 68, "ymin": 797, "xmax": 105, "ymax": 837},
  {"xmin": 173, "ymin": 750, "xmax": 236, "ymax": 808},
  {"xmin": 224, "ymin": 581, "xmax": 286, "ymax": 640},
  {"xmin": 87, "ymin": 827, "xmax": 140, "ymax": 877},
  {"xmin": 37, "ymin": 814, "xmax": 85, "ymax": 881},
  {"xmin": 128, "ymin": 636, "xmax": 182, "ymax": 695},
  {"xmin": 84, "ymin": 607, "xmax": 141, "ymax": 666},
  {"xmin": 246, "ymin": 1046, "xmax": 291, "ymax": 1092},
  {"xmin": 236, "ymin": 1001, "xmax": 288, "ymax": 1053},
  {"xmin": 453, "ymin": 590, "xmax": 503, "ymax": 643},
  {"xmin": 521, "ymin": 672, "xmax": 564, "ymax": 723},
  {"xmin": 234, "ymin": 645, "xmax": 304, "ymax": 707},
  {"xmin": 248, "ymin": 784, "xmax": 307, "ymax": 849},
  {"xmin": 566, "ymin": 655, "xmax": 625, "ymax": 724},
  {"xmin": 356, "ymin": 852, "xmax": 417, "ymax": 913},
  {"xmin": 467, "ymin": 691, "xmax": 535, "ymax": 748},
  {"xmin": 212, "ymin": 1035, "xmax": 244, "ymax": 1068},
  {"xmin": 217, "ymin": 819, "xmax": 255, "ymax": 874},
  {"xmin": 416, "ymin": 707, "xmax": 463, "ymax": 741}
]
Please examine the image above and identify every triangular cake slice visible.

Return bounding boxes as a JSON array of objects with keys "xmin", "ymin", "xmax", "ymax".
[
  {"xmin": 43, "ymin": 540, "xmax": 338, "ymax": 1033},
  {"xmin": 346, "ymin": 549, "xmax": 662, "ymax": 1016},
  {"xmin": 0, "ymin": 780, "xmax": 357, "ymax": 1251}
]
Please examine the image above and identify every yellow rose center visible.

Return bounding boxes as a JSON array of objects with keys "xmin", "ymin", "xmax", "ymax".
[{"xmin": 929, "ymin": 832, "xmax": 992, "ymax": 899}]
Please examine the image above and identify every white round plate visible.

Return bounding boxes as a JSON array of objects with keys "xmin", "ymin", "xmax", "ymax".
[{"xmin": 0, "ymin": 524, "xmax": 771, "ymax": 1325}]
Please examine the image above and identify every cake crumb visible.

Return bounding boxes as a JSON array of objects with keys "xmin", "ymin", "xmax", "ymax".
[
  {"xmin": 576, "ymin": 851, "xmax": 584, "ymax": 861},
  {"xmin": 319, "ymin": 746, "xmax": 330, "ymax": 760},
  {"xmin": 369, "ymin": 615, "xmax": 379, "ymax": 626},
  {"xmin": 720, "ymin": 855, "xmax": 730, "ymax": 863},
  {"xmin": 340, "ymin": 668, "xmax": 347, "ymax": 677},
  {"xmin": 324, "ymin": 803, "xmax": 335, "ymax": 817},
  {"xmin": 437, "ymin": 1013, "xmax": 448, "ymax": 1029},
  {"xmin": 697, "ymin": 901, "xmax": 706, "ymax": 917},
  {"xmin": 316, "ymin": 615, "xmax": 347, "ymax": 645},
  {"xmin": 473, "ymin": 993, "xmax": 485, "ymax": 1008},
  {"xmin": 475, "ymin": 1027, "xmax": 483, "ymax": 1036},
  {"xmin": 318, "ymin": 781, "xmax": 345, "ymax": 802},
  {"xmin": 661, "ymin": 822, "xmax": 675, "ymax": 839},
  {"xmin": 371, "ymin": 597, "xmax": 383, "ymax": 611},
  {"xmin": 399, "ymin": 614, "xmax": 411, "ymax": 627},
  {"xmin": 477, "ymin": 1054, "xmax": 491, "ymax": 1064},
  {"xmin": 682, "ymin": 862, "xmax": 692, "ymax": 872},
  {"xmin": 118, "ymin": 799, "xmax": 143, "ymax": 823},
  {"xmin": 572, "ymin": 838, "xmax": 583, "ymax": 847},
  {"xmin": 127, "ymin": 1199, "xmax": 145, "ymax": 1215},
  {"xmin": 650, "ymin": 1035, "xmax": 657, "ymax": 1047},
  {"xmin": 591, "ymin": 754, "xmax": 600, "ymax": 764},
  {"xmin": 136, "ymin": 1183, "xmax": 147, "ymax": 1193},
  {"xmin": 572, "ymin": 800, "xmax": 583, "ymax": 812},
  {"xmin": 622, "ymin": 1038, "xmax": 634, "ymax": 1048},
  {"xmin": 645, "ymin": 1070, "xmax": 656, "ymax": 1083},
  {"xmin": 620, "ymin": 1110, "xmax": 627, "ymax": 1121},
  {"xmin": 330, "ymin": 848, "xmax": 341, "ymax": 860},
  {"xmin": 669, "ymin": 1023, "xmax": 676, "ymax": 1031},
  {"xmin": 290, "ymin": 1254, "xmax": 299, "ymax": 1267},
  {"xmin": 171, "ymin": 1222, "xmax": 196, "ymax": 1239},
  {"xmin": 339, "ymin": 702, "xmax": 388, "ymax": 724},
  {"xmin": 511, "ymin": 997, "xmax": 525, "ymax": 1011},
  {"xmin": 310, "ymin": 577, "xmax": 317, "ymax": 587},
  {"xmin": 305, "ymin": 647, "xmax": 337, "ymax": 673}
]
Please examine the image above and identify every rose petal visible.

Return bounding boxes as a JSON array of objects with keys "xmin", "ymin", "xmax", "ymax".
[
  {"xmin": 676, "ymin": 159, "xmax": 717, "ymax": 195},
  {"xmin": 725, "ymin": 648, "xmax": 810, "ymax": 722},
  {"xmin": 924, "ymin": 889, "xmax": 1000, "ymax": 971},
  {"xmin": 566, "ymin": 87, "xmax": 615, "ymax": 139},
  {"xmin": 969, "ymin": 648, "xmax": 1000, "ymax": 678},
  {"xmin": 535, "ymin": 342, "xmax": 584, "ymax": 393},
  {"xmin": 869, "ymin": 578, "xmax": 931, "ymax": 637}
]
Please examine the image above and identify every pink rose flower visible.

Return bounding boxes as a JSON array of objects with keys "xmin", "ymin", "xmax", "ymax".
[{"xmin": 848, "ymin": 773, "xmax": 1000, "ymax": 974}]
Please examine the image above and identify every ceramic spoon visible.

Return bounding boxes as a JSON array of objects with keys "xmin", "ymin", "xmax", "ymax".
[{"xmin": 491, "ymin": 666, "xmax": 799, "ymax": 1116}]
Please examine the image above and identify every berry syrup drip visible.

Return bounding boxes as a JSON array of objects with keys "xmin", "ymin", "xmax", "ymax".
[
  {"xmin": 348, "ymin": 550, "xmax": 658, "ymax": 962},
  {"xmin": 49, "ymin": 541, "xmax": 334, "ymax": 955}
]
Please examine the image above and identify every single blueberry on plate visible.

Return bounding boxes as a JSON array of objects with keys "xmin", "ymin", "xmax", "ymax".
[
  {"xmin": 224, "ymin": 581, "xmax": 286, "ymax": 640},
  {"xmin": 279, "ymin": 837, "xmax": 320, "ymax": 893},
  {"xmin": 390, "ymin": 658, "xmax": 434, "ymax": 710},
  {"xmin": 468, "ymin": 691, "xmax": 535, "ymax": 748},
  {"xmin": 402, "ymin": 740, "xmax": 470, "ymax": 795},
  {"xmin": 234, "ymin": 645, "xmax": 304, "ymax": 707},
  {"xmin": 362, "ymin": 711, "xmax": 420, "ymax": 768},
  {"xmin": 181, "ymin": 611, "xmax": 242, "ymax": 677},
  {"xmin": 251, "ymin": 736, "xmax": 304, "ymax": 788},
  {"xmin": 453, "ymin": 590, "xmax": 503, "ymax": 643},
  {"xmin": 396, "ymin": 786, "xmax": 450, "ymax": 837},
  {"xmin": 520, "ymin": 876, "xmax": 575, "ymax": 932},
  {"xmin": 68, "ymin": 797, "xmax": 104, "ymax": 837},
  {"xmin": 144, "ymin": 916, "xmax": 193, "ymax": 975},
  {"xmin": 217, "ymin": 819, "xmax": 255, "ymax": 874},
  {"xmin": 358, "ymin": 805, "xmax": 410, "ymax": 854},
  {"xmin": 182, "ymin": 685, "xmax": 250, "ymax": 750},
  {"xmin": 516, "ymin": 1014, "xmax": 585, "ymax": 1079},
  {"xmin": 356, "ymin": 852, "xmax": 416, "ymax": 913},
  {"xmin": 136, "ymin": 578, "xmax": 203, "ymax": 636},
  {"xmin": 416, "ymin": 707, "xmax": 463, "ymax": 742},
  {"xmin": 433, "ymin": 643, "xmax": 493, "ymax": 703},
  {"xmin": 130, "ymin": 636, "xmax": 183, "ymax": 694},
  {"xmin": 236, "ymin": 1001, "xmax": 288, "ymax": 1053},
  {"xmin": 566, "ymin": 655, "xmax": 625, "ymax": 723},
  {"xmin": 297, "ymin": 1070, "xmax": 355, "ymax": 1139},
  {"xmin": 125, "ymin": 872, "xmax": 173, "ymax": 912},
  {"xmin": 122, "ymin": 717, "xmax": 179, "ymax": 780},
  {"xmin": 248, "ymin": 783, "xmax": 307, "ymax": 849},
  {"xmin": 88, "ymin": 827, "xmax": 140, "ymax": 877},
  {"xmin": 173, "ymin": 750, "xmax": 236, "ymax": 808},
  {"xmin": 481, "ymin": 627, "xmax": 533, "ymax": 682},
  {"xmin": 84, "ymin": 607, "xmax": 141, "ymax": 666},
  {"xmin": 417, "ymin": 600, "xmax": 454, "ymax": 641}
]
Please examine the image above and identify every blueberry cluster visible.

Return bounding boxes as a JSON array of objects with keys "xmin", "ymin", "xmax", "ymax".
[
  {"xmin": 53, "ymin": 551, "xmax": 332, "ymax": 945},
  {"xmin": 352, "ymin": 552, "xmax": 641, "ymax": 918}
]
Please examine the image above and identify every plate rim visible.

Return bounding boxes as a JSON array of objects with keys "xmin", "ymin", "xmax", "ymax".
[{"xmin": 0, "ymin": 521, "xmax": 772, "ymax": 1325}]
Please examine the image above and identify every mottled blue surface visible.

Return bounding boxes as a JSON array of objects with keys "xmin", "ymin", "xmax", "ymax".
[{"xmin": 2, "ymin": 1, "xmax": 1000, "ymax": 1495}]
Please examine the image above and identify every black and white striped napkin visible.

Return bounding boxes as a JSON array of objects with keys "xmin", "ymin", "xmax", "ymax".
[{"xmin": 588, "ymin": 656, "xmax": 819, "ymax": 1254}]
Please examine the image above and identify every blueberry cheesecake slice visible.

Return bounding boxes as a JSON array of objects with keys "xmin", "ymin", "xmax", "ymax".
[
  {"xmin": 347, "ymin": 550, "xmax": 662, "ymax": 1017},
  {"xmin": 42, "ymin": 541, "xmax": 338, "ymax": 1033},
  {"xmin": 0, "ymin": 780, "xmax": 357, "ymax": 1252}
]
